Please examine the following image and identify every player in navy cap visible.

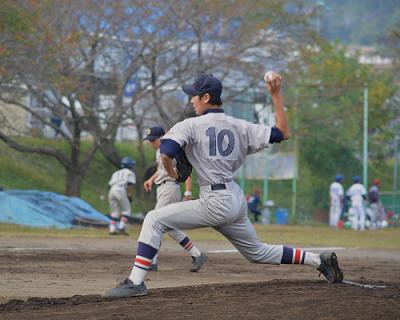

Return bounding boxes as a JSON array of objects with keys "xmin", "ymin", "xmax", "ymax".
[
  {"xmin": 143, "ymin": 126, "xmax": 207, "ymax": 272},
  {"xmin": 329, "ymin": 174, "xmax": 344, "ymax": 228},
  {"xmin": 106, "ymin": 72, "xmax": 343, "ymax": 298}
]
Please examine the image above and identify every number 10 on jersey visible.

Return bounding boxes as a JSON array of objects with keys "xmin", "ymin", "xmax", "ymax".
[{"xmin": 206, "ymin": 127, "xmax": 235, "ymax": 156}]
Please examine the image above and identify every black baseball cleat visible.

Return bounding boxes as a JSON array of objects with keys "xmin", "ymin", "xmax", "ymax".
[
  {"xmin": 104, "ymin": 278, "xmax": 148, "ymax": 298},
  {"xmin": 317, "ymin": 252, "xmax": 344, "ymax": 283},
  {"xmin": 190, "ymin": 253, "xmax": 208, "ymax": 272}
]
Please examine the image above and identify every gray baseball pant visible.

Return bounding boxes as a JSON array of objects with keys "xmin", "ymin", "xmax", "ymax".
[{"xmin": 140, "ymin": 181, "xmax": 283, "ymax": 264}]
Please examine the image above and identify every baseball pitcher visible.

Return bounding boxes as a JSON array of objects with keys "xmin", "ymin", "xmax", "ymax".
[{"xmin": 105, "ymin": 72, "xmax": 343, "ymax": 298}]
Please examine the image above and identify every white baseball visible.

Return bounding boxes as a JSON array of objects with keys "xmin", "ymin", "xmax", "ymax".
[{"xmin": 264, "ymin": 71, "xmax": 275, "ymax": 82}]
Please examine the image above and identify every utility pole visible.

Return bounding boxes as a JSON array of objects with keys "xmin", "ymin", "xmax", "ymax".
[
  {"xmin": 291, "ymin": 90, "xmax": 299, "ymax": 223},
  {"xmin": 393, "ymin": 136, "xmax": 399, "ymax": 214},
  {"xmin": 363, "ymin": 85, "xmax": 369, "ymax": 186},
  {"xmin": 316, "ymin": 1, "xmax": 326, "ymax": 34}
]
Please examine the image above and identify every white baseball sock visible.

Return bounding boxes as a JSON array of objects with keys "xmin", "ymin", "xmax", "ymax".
[
  {"xmin": 129, "ymin": 266, "xmax": 148, "ymax": 285},
  {"xmin": 128, "ymin": 242, "xmax": 158, "ymax": 285},
  {"xmin": 189, "ymin": 245, "xmax": 201, "ymax": 258},
  {"xmin": 303, "ymin": 252, "xmax": 321, "ymax": 267},
  {"xmin": 180, "ymin": 237, "xmax": 201, "ymax": 257},
  {"xmin": 109, "ymin": 222, "xmax": 116, "ymax": 234},
  {"xmin": 119, "ymin": 215, "xmax": 129, "ymax": 231}
]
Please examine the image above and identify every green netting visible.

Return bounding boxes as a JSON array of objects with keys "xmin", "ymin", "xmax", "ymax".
[{"xmin": 380, "ymin": 191, "xmax": 400, "ymax": 214}]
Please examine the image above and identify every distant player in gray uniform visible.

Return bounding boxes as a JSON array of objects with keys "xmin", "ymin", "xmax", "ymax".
[
  {"xmin": 143, "ymin": 126, "xmax": 207, "ymax": 272},
  {"xmin": 368, "ymin": 179, "xmax": 382, "ymax": 229},
  {"xmin": 347, "ymin": 176, "xmax": 367, "ymax": 231},
  {"xmin": 105, "ymin": 72, "xmax": 343, "ymax": 298},
  {"xmin": 108, "ymin": 157, "xmax": 136, "ymax": 235},
  {"xmin": 329, "ymin": 174, "xmax": 344, "ymax": 228}
]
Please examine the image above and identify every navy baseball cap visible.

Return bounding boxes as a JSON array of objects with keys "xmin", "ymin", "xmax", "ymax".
[
  {"xmin": 182, "ymin": 74, "xmax": 223, "ymax": 98},
  {"xmin": 335, "ymin": 174, "xmax": 344, "ymax": 182},
  {"xmin": 144, "ymin": 126, "xmax": 165, "ymax": 141}
]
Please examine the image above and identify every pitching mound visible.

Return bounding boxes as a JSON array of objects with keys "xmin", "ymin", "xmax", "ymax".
[
  {"xmin": 1, "ymin": 280, "xmax": 399, "ymax": 320},
  {"xmin": 1, "ymin": 236, "xmax": 400, "ymax": 319}
]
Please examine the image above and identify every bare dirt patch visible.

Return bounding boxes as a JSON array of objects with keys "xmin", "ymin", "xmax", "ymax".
[{"xmin": 0, "ymin": 236, "xmax": 399, "ymax": 319}]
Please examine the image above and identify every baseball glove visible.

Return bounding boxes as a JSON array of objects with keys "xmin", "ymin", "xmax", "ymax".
[{"xmin": 174, "ymin": 146, "xmax": 192, "ymax": 183}]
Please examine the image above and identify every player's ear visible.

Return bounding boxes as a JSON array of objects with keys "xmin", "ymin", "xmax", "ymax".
[{"xmin": 203, "ymin": 93, "xmax": 211, "ymax": 104}]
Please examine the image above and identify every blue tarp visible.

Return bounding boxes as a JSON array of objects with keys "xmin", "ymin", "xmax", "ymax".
[{"xmin": 0, "ymin": 190, "xmax": 110, "ymax": 229}]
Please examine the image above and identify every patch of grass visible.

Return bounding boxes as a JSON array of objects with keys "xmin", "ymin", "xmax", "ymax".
[
  {"xmin": 0, "ymin": 139, "xmax": 156, "ymax": 214},
  {"xmin": 0, "ymin": 223, "xmax": 113, "ymax": 238},
  {"xmin": 183, "ymin": 225, "xmax": 400, "ymax": 249},
  {"xmin": 1, "ymin": 224, "xmax": 399, "ymax": 250},
  {"xmin": 251, "ymin": 225, "xmax": 400, "ymax": 249}
]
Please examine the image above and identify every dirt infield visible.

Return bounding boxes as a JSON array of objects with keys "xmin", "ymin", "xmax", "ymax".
[{"xmin": 1, "ymin": 236, "xmax": 400, "ymax": 319}]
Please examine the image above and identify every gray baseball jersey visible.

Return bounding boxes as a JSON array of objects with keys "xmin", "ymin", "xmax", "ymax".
[
  {"xmin": 154, "ymin": 149, "xmax": 176, "ymax": 185},
  {"xmin": 108, "ymin": 168, "xmax": 136, "ymax": 188},
  {"xmin": 154, "ymin": 148, "xmax": 188, "ymax": 243},
  {"xmin": 329, "ymin": 182, "xmax": 344, "ymax": 205},
  {"xmin": 346, "ymin": 183, "xmax": 366, "ymax": 207},
  {"xmin": 329, "ymin": 182, "xmax": 343, "ymax": 228},
  {"xmin": 108, "ymin": 168, "xmax": 136, "ymax": 217},
  {"xmin": 137, "ymin": 110, "xmax": 286, "ymax": 265},
  {"xmin": 164, "ymin": 112, "xmax": 271, "ymax": 186},
  {"xmin": 346, "ymin": 183, "xmax": 366, "ymax": 231}
]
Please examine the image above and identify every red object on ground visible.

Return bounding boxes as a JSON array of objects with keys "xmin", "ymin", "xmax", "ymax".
[{"xmin": 337, "ymin": 219, "xmax": 344, "ymax": 229}]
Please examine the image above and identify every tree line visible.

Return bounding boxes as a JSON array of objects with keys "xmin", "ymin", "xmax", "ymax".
[{"xmin": 0, "ymin": 1, "xmax": 398, "ymax": 215}]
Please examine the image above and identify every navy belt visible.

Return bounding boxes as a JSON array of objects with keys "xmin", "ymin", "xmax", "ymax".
[
  {"xmin": 211, "ymin": 184, "xmax": 226, "ymax": 191},
  {"xmin": 162, "ymin": 180, "xmax": 179, "ymax": 185}
]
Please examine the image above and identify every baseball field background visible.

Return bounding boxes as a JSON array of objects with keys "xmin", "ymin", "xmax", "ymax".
[
  {"xmin": 1, "ymin": 224, "xmax": 399, "ymax": 319},
  {"xmin": 1, "ymin": 143, "xmax": 399, "ymax": 318},
  {"xmin": 1, "ymin": 0, "xmax": 400, "ymax": 319}
]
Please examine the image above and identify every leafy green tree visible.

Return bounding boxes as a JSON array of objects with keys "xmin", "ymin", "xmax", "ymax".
[{"xmin": 285, "ymin": 42, "xmax": 396, "ymax": 213}]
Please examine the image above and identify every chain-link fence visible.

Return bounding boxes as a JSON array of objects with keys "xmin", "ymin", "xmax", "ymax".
[{"xmin": 380, "ymin": 191, "xmax": 400, "ymax": 226}]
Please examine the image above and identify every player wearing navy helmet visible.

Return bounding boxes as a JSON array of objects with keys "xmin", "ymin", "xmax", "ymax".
[
  {"xmin": 120, "ymin": 157, "xmax": 136, "ymax": 170},
  {"xmin": 346, "ymin": 176, "xmax": 367, "ymax": 231},
  {"xmin": 329, "ymin": 174, "xmax": 344, "ymax": 228},
  {"xmin": 143, "ymin": 126, "xmax": 207, "ymax": 272},
  {"xmin": 107, "ymin": 157, "xmax": 136, "ymax": 235},
  {"xmin": 368, "ymin": 179, "xmax": 382, "ymax": 229}
]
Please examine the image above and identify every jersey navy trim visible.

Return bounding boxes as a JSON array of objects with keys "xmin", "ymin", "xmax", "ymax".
[
  {"xmin": 160, "ymin": 139, "xmax": 181, "ymax": 157},
  {"xmin": 202, "ymin": 108, "xmax": 224, "ymax": 115},
  {"xmin": 269, "ymin": 127, "xmax": 284, "ymax": 144}
]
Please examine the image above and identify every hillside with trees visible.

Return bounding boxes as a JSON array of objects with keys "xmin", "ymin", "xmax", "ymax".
[{"xmin": 314, "ymin": 0, "xmax": 400, "ymax": 47}]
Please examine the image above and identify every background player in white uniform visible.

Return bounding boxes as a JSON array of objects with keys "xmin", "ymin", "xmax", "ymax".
[
  {"xmin": 108, "ymin": 157, "xmax": 136, "ymax": 235},
  {"xmin": 346, "ymin": 176, "xmax": 367, "ymax": 231},
  {"xmin": 329, "ymin": 174, "xmax": 344, "ymax": 228},
  {"xmin": 105, "ymin": 73, "xmax": 343, "ymax": 298},
  {"xmin": 143, "ymin": 126, "xmax": 207, "ymax": 272}
]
